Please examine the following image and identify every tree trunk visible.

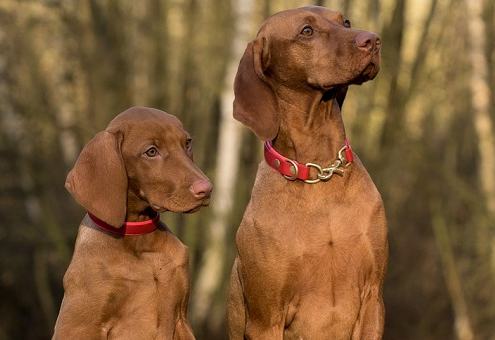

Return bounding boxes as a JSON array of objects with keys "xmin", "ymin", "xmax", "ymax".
[
  {"xmin": 379, "ymin": 0, "xmax": 406, "ymax": 147},
  {"xmin": 430, "ymin": 199, "xmax": 473, "ymax": 340},
  {"xmin": 466, "ymin": 0, "xmax": 495, "ymax": 213},
  {"xmin": 466, "ymin": 0, "xmax": 495, "ymax": 289},
  {"xmin": 190, "ymin": 0, "xmax": 252, "ymax": 331}
]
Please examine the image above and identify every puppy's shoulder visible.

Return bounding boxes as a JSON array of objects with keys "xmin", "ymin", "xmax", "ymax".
[{"xmin": 156, "ymin": 221, "xmax": 190, "ymax": 263}]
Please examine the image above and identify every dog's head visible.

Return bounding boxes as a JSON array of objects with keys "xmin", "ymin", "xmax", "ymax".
[
  {"xmin": 65, "ymin": 107, "xmax": 212, "ymax": 228},
  {"xmin": 233, "ymin": 6, "xmax": 381, "ymax": 140}
]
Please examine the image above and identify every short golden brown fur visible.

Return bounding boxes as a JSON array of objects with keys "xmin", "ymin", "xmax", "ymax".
[
  {"xmin": 228, "ymin": 7, "xmax": 388, "ymax": 339},
  {"xmin": 53, "ymin": 107, "xmax": 212, "ymax": 339}
]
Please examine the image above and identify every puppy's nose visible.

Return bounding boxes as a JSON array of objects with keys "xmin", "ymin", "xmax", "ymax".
[
  {"xmin": 190, "ymin": 179, "xmax": 213, "ymax": 199},
  {"xmin": 356, "ymin": 32, "xmax": 381, "ymax": 53}
]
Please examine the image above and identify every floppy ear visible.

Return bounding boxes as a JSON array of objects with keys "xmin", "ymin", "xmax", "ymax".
[
  {"xmin": 233, "ymin": 38, "xmax": 279, "ymax": 141},
  {"xmin": 65, "ymin": 131, "xmax": 128, "ymax": 228}
]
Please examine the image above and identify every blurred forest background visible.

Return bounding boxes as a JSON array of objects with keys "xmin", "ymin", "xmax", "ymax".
[{"xmin": 0, "ymin": 0, "xmax": 494, "ymax": 339}]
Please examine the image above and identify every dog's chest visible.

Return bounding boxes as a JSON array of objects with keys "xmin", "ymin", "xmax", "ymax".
[
  {"xmin": 63, "ymin": 228, "xmax": 190, "ymax": 335},
  {"xmin": 244, "ymin": 169, "xmax": 380, "ymax": 278}
]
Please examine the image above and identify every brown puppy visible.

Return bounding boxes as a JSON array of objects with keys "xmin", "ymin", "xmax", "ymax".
[
  {"xmin": 228, "ymin": 7, "xmax": 388, "ymax": 340},
  {"xmin": 53, "ymin": 107, "xmax": 212, "ymax": 339}
]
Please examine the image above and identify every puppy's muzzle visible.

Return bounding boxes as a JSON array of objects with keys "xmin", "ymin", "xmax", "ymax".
[{"xmin": 190, "ymin": 179, "xmax": 213, "ymax": 201}]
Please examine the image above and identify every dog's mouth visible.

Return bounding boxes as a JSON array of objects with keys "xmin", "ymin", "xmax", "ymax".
[
  {"xmin": 151, "ymin": 197, "xmax": 211, "ymax": 214},
  {"xmin": 183, "ymin": 198, "xmax": 211, "ymax": 214},
  {"xmin": 320, "ymin": 60, "xmax": 380, "ymax": 90},
  {"xmin": 352, "ymin": 62, "xmax": 380, "ymax": 85}
]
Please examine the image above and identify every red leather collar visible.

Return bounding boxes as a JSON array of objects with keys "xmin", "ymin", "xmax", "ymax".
[
  {"xmin": 88, "ymin": 212, "xmax": 160, "ymax": 235},
  {"xmin": 264, "ymin": 139, "xmax": 354, "ymax": 183}
]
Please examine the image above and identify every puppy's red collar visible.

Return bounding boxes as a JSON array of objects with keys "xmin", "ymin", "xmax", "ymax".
[
  {"xmin": 88, "ymin": 212, "xmax": 160, "ymax": 235},
  {"xmin": 264, "ymin": 139, "xmax": 354, "ymax": 183}
]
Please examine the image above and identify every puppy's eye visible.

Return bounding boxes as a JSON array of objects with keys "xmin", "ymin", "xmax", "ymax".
[
  {"xmin": 301, "ymin": 26, "xmax": 313, "ymax": 36},
  {"xmin": 144, "ymin": 147, "xmax": 158, "ymax": 157},
  {"xmin": 344, "ymin": 19, "xmax": 351, "ymax": 28}
]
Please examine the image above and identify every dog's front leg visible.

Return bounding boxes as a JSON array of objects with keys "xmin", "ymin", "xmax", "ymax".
[
  {"xmin": 227, "ymin": 258, "xmax": 247, "ymax": 340},
  {"xmin": 242, "ymin": 279, "xmax": 288, "ymax": 339},
  {"xmin": 351, "ymin": 284, "xmax": 386, "ymax": 340},
  {"xmin": 230, "ymin": 259, "xmax": 288, "ymax": 340},
  {"xmin": 172, "ymin": 318, "xmax": 195, "ymax": 340}
]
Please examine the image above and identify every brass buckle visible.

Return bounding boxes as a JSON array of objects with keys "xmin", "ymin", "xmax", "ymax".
[
  {"xmin": 338, "ymin": 144, "xmax": 352, "ymax": 167},
  {"xmin": 305, "ymin": 161, "xmax": 344, "ymax": 184},
  {"xmin": 304, "ymin": 163, "xmax": 325, "ymax": 184},
  {"xmin": 282, "ymin": 144, "xmax": 352, "ymax": 184}
]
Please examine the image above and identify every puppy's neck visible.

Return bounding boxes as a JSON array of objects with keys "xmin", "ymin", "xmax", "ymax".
[
  {"xmin": 125, "ymin": 189, "xmax": 158, "ymax": 222},
  {"xmin": 273, "ymin": 89, "xmax": 347, "ymax": 165}
]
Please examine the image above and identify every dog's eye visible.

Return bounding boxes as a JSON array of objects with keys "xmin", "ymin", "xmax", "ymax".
[
  {"xmin": 343, "ymin": 19, "xmax": 351, "ymax": 28},
  {"xmin": 300, "ymin": 26, "xmax": 313, "ymax": 36},
  {"xmin": 144, "ymin": 147, "xmax": 158, "ymax": 157}
]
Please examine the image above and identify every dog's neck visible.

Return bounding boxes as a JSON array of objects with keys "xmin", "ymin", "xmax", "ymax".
[
  {"xmin": 125, "ymin": 189, "xmax": 160, "ymax": 222},
  {"xmin": 272, "ymin": 88, "xmax": 347, "ymax": 165}
]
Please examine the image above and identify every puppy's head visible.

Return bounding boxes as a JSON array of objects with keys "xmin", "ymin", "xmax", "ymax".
[
  {"xmin": 233, "ymin": 6, "xmax": 381, "ymax": 140},
  {"xmin": 65, "ymin": 107, "xmax": 212, "ymax": 228}
]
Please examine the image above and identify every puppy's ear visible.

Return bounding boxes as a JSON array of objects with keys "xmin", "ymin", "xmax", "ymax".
[
  {"xmin": 65, "ymin": 131, "xmax": 127, "ymax": 228},
  {"xmin": 233, "ymin": 38, "xmax": 280, "ymax": 141}
]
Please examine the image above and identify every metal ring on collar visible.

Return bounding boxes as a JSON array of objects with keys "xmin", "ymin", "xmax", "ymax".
[
  {"xmin": 304, "ymin": 162, "xmax": 323, "ymax": 184},
  {"xmin": 283, "ymin": 158, "xmax": 299, "ymax": 181}
]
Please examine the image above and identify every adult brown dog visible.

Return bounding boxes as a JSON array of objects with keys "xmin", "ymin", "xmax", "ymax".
[
  {"xmin": 53, "ymin": 107, "xmax": 212, "ymax": 339},
  {"xmin": 228, "ymin": 7, "xmax": 388, "ymax": 339}
]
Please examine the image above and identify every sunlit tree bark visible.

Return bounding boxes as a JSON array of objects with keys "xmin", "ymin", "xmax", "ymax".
[
  {"xmin": 191, "ymin": 0, "xmax": 253, "ymax": 332},
  {"xmin": 466, "ymin": 2, "xmax": 495, "ymax": 334},
  {"xmin": 466, "ymin": 0, "xmax": 495, "ymax": 213},
  {"xmin": 431, "ymin": 199, "xmax": 473, "ymax": 340}
]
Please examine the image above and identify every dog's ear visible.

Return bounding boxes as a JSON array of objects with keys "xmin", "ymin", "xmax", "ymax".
[
  {"xmin": 65, "ymin": 131, "xmax": 127, "ymax": 228},
  {"xmin": 233, "ymin": 38, "xmax": 280, "ymax": 141}
]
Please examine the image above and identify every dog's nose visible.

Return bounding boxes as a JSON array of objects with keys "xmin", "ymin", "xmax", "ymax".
[
  {"xmin": 190, "ymin": 179, "xmax": 213, "ymax": 199},
  {"xmin": 355, "ymin": 32, "xmax": 381, "ymax": 53}
]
